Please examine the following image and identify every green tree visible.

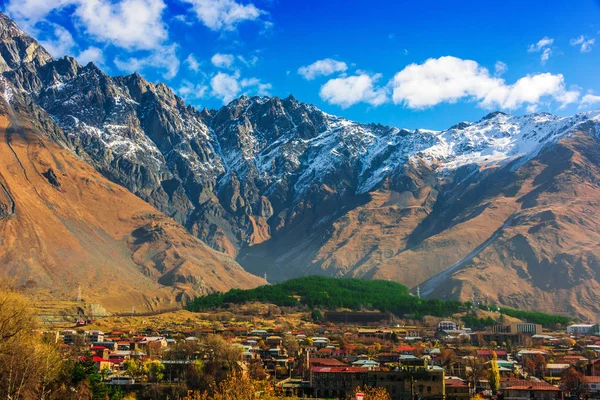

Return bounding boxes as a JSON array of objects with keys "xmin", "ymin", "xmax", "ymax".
[
  {"xmin": 143, "ymin": 359, "xmax": 165, "ymax": 382},
  {"xmin": 124, "ymin": 359, "xmax": 140, "ymax": 379},
  {"xmin": 311, "ymin": 309, "xmax": 322, "ymax": 322}
]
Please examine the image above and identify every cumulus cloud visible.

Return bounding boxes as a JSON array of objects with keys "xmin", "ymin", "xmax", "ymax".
[
  {"xmin": 73, "ymin": 0, "xmax": 168, "ymax": 50},
  {"xmin": 38, "ymin": 24, "xmax": 105, "ymax": 68},
  {"xmin": 528, "ymin": 36, "xmax": 554, "ymax": 64},
  {"xmin": 210, "ymin": 72, "xmax": 271, "ymax": 104},
  {"xmin": 5, "ymin": 0, "xmax": 73, "ymax": 30},
  {"xmin": 390, "ymin": 56, "xmax": 579, "ymax": 110},
  {"xmin": 298, "ymin": 58, "xmax": 348, "ymax": 80},
  {"xmin": 39, "ymin": 24, "xmax": 76, "ymax": 57},
  {"xmin": 211, "ymin": 53, "xmax": 235, "ymax": 69},
  {"xmin": 6, "ymin": 0, "xmax": 178, "ymax": 77},
  {"xmin": 114, "ymin": 44, "xmax": 180, "ymax": 79},
  {"xmin": 528, "ymin": 37, "xmax": 554, "ymax": 52},
  {"xmin": 570, "ymin": 35, "xmax": 595, "ymax": 53},
  {"xmin": 319, "ymin": 74, "xmax": 388, "ymax": 108},
  {"xmin": 581, "ymin": 93, "xmax": 600, "ymax": 107},
  {"xmin": 181, "ymin": 0, "xmax": 265, "ymax": 31},
  {"xmin": 210, "ymin": 72, "xmax": 240, "ymax": 103},
  {"xmin": 185, "ymin": 54, "xmax": 200, "ymax": 72},
  {"xmin": 177, "ymin": 80, "xmax": 208, "ymax": 102},
  {"xmin": 240, "ymin": 77, "xmax": 271, "ymax": 96},
  {"xmin": 77, "ymin": 46, "xmax": 105, "ymax": 66}
]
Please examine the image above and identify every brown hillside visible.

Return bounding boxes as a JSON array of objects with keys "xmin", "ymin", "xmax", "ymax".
[{"xmin": 0, "ymin": 98, "xmax": 264, "ymax": 312}]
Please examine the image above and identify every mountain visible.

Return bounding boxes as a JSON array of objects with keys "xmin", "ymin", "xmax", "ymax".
[
  {"xmin": 1, "ymin": 13, "xmax": 600, "ymax": 318},
  {"xmin": 0, "ymin": 15, "xmax": 264, "ymax": 312}
]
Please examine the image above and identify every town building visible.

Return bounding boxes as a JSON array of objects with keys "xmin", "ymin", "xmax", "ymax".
[
  {"xmin": 310, "ymin": 364, "xmax": 445, "ymax": 400},
  {"xmin": 492, "ymin": 323, "xmax": 542, "ymax": 335}
]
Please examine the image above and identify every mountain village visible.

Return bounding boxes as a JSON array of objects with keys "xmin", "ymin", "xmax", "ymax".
[{"xmin": 37, "ymin": 309, "xmax": 600, "ymax": 400}]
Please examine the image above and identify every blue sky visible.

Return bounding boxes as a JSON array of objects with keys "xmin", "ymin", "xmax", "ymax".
[{"xmin": 3, "ymin": 0, "xmax": 600, "ymax": 130}]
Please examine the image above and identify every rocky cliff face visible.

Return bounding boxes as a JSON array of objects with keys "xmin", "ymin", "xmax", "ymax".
[{"xmin": 2, "ymin": 12, "xmax": 600, "ymax": 318}]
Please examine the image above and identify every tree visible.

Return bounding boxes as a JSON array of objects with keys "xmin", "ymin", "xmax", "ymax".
[
  {"xmin": 440, "ymin": 349, "xmax": 457, "ymax": 368},
  {"xmin": 488, "ymin": 352, "xmax": 500, "ymax": 394},
  {"xmin": 352, "ymin": 385, "xmax": 392, "ymax": 400},
  {"xmin": 124, "ymin": 359, "xmax": 140, "ymax": 379},
  {"xmin": 533, "ymin": 353, "xmax": 547, "ymax": 378},
  {"xmin": 143, "ymin": 359, "xmax": 165, "ymax": 383},
  {"xmin": 0, "ymin": 286, "xmax": 64, "ymax": 400},
  {"xmin": 311, "ymin": 309, "xmax": 322, "ymax": 322},
  {"xmin": 561, "ymin": 367, "xmax": 588, "ymax": 398}
]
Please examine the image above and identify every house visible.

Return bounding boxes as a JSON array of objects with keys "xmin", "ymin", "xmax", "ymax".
[
  {"xmin": 584, "ymin": 376, "xmax": 600, "ymax": 397},
  {"xmin": 310, "ymin": 358, "xmax": 348, "ymax": 368},
  {"xmin": 544, "ymin": 363, "xmax": 570, "ymax": 378},
  {"xmin": 396, "ymin": 346, "xmax": 416, "ymax": 355},
  {"xmin": 445, "ymin": 377, "xmax": 470, "ymax": 400},
  {"xmin": 312, "ymin": 337, "xmax": 330, "ymax": 349},
  {"xmin": 438, "ymin": 321, "xmax": 459, "ymax": 331},
  {"xmin": 138, "ymin": 336, "xmax": 167, "ymax": 348},
  {"xmin": 87, "ymin": 330, "xmax": 105, "ymax": 343},
  {"xmin": 87, "ymin": 356, "xmax": 111, "ymax": 371},
  {"xmin": 61, "ymin": 330, "xmax": 78, "ymax": 345},
  {"xmin": 588, "ymin": 359, "xmax": 600, "ymax": 376},
  {"xmin": 266, "ymin": 336, "xmax": 283, "ymax": 346},
  {"xmin": 503, "ymin": 381, "xmax": 562, "ymax": 400},
  {"xmin": 476, "ymin": 350, "xmax": 508, "ymax": 361},
  {"xmin": 351, "ymin": 359, "xmax": 380, "ymax": 370}
]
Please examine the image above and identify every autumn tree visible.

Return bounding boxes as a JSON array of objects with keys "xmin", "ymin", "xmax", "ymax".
[
  {"xmin": 533, "ymin": 353, "xmax": 547, "ymax": 378},
  {"xmin": 0, "ymin": 286, "xmax": 64, "ymax": 400},
  {"xmin": 488, "ymin": 351, "xmax": 500, "ymax": 394},
  {"xmin": 560, "ymin": 367, "xmax": 588, "ymax": 398},
  {"xmin": 351, "ymin": 385, "xmax": 392, "ymax": 400}
]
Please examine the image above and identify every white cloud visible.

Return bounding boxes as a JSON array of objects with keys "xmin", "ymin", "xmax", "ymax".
[
  {"xmin": 319, "ymin": 74, "xmax": 388, "ymax": 108},
  {"xmin": 177, "ymin": 80, "xmax": 208, "ymax": 102},
  {"xmin": 185, "ymin": 54, "xmax": 200, "ymax": 72},
  {"xmin": 181, "ymin": 0, "xmax": 265, "ymax": 31},
  {"xmin": 237, "ymin": 54, "xmax": 259, "ymax": 67},
  {"xmin": 38, "ymin": 24, "xmax": 105, "ymax": 67},
  {"xmin": 77, "ymin": 46, "xmax": 105, "ymax": 66},
  {"xmin": 8, "ymin": 0, "xmax": 170, "ymax": 51},
  {"xmin": 528, "ymin": 37, "xmax": 554, "ymax": 64},
  {"xmin": 210, "ymin": 72, "xmax": 272, "ymax": 104},
  {"xmin": 390, "ymin": 56, "xmax": 579, "ymax": 110},
  {"xmin": 6, "ymin": 0, "xmax": 176, "ymax": 77},
  {"xmin": 39, "ymin": 24, "xmax": 76, "ymax": 58},
  {"xmin": 211, "ymin": 53, "xmax": 235, "ymax": 69},
  {"xmin": 528, "ymin": 37, "xmax": 554, "ymax": 52},
  {"xmin": 494, "ymin": 61, "xmax": 507, "ymax": 76},
  {"xmin": 5, "ymin": 0, "xmax": 73, "ymax": 30},
  {"xmin": 581, "ymin": 93, "xmax": 600, "ymax": 107},
  {"xmin": 210, "ymin": 72, "xmax": 241, "ymax": 103},
  {"xmin": 540, "ymin": 48, "xmax": 552, "ymax": 65},
  {"xmin": 114, "ymin": 44, "xmax": 180, "ymax": 79},
  {"xmin": 298, "ymin": 58, "xmax": 348, "ymax": 80},
  {"xmin": 570, "ymin": 35, "xmax": 595, "ymax": 53},
  {"xmin": 240, "ymin": 77, "xmax": 271, "ymax": 96},
  {"xmin": 73, "ymin": 0, "xmax": 168, "ymax": 50}
]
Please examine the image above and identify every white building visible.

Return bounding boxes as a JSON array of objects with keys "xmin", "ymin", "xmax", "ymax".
[
  {"xmin": 567, "ymin": 324, "xmax": 595, "ymax": 335},
  {"xmin": 438, "ymin": 321, "xmax": 458, "ymax": 331}
]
